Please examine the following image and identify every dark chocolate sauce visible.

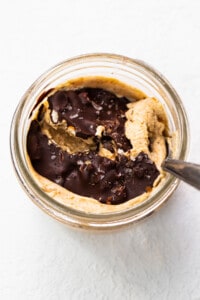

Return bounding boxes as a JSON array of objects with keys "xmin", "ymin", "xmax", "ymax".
[
  {"xmin": 27, "ymin": 88, "xmax": 159, "ymax": 205},
  {"xmin": 48, "ymin": 88, "xmax": 132, "ymax": 151}
]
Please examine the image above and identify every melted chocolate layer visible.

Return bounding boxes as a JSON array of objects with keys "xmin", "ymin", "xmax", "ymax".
[
  {"xmin": 27, "ymin": 88, "xmax": 160, "ymax": 205},
  {"xmin": 48, "ymin": 88, "xmax": 132, "ymax": 151}
]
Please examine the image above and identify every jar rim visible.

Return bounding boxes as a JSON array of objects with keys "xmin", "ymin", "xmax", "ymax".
[{"xmin": 10, "ymin": 53, "xmax": 190, "ymax": 229}]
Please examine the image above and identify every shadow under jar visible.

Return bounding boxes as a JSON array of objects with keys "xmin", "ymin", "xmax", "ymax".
[{"xmin": 10, "ymin": 53, "xmax": 189, "ymax": 230}]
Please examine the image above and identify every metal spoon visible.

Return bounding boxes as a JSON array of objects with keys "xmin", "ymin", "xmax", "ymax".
[{"xmin": 162, "ymin": 158, "xmax": 200, "ymax": 190}]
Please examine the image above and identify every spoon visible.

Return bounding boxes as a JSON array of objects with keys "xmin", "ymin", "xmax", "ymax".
[{"xmin": 162, "ymin": 158, "xmax": 200, "ymax": 190}]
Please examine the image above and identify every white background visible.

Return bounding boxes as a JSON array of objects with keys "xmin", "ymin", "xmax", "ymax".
[{"xmin": 1, "ymin": 0, "xmax": 200, "ymax": 299}]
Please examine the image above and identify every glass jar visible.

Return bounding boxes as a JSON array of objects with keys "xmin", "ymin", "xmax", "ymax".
[{"xmin": 10, "ymin": 53, "xmax": 189, "ymax": 230}]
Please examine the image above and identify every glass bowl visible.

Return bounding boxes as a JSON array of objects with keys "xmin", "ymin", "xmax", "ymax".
[{"xmin": 10, "ymin": 53, "xmax": 189, "ymax": 229}]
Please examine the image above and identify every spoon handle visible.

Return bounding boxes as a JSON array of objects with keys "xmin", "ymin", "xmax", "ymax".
[{"xmin": 162, "ymin": 159, "xmax": 200, "ymax": 190}]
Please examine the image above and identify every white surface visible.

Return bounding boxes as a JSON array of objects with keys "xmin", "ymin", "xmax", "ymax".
[{"xmin": 1, "ymin": 0, "xmax": 200, "ymax": 299}]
